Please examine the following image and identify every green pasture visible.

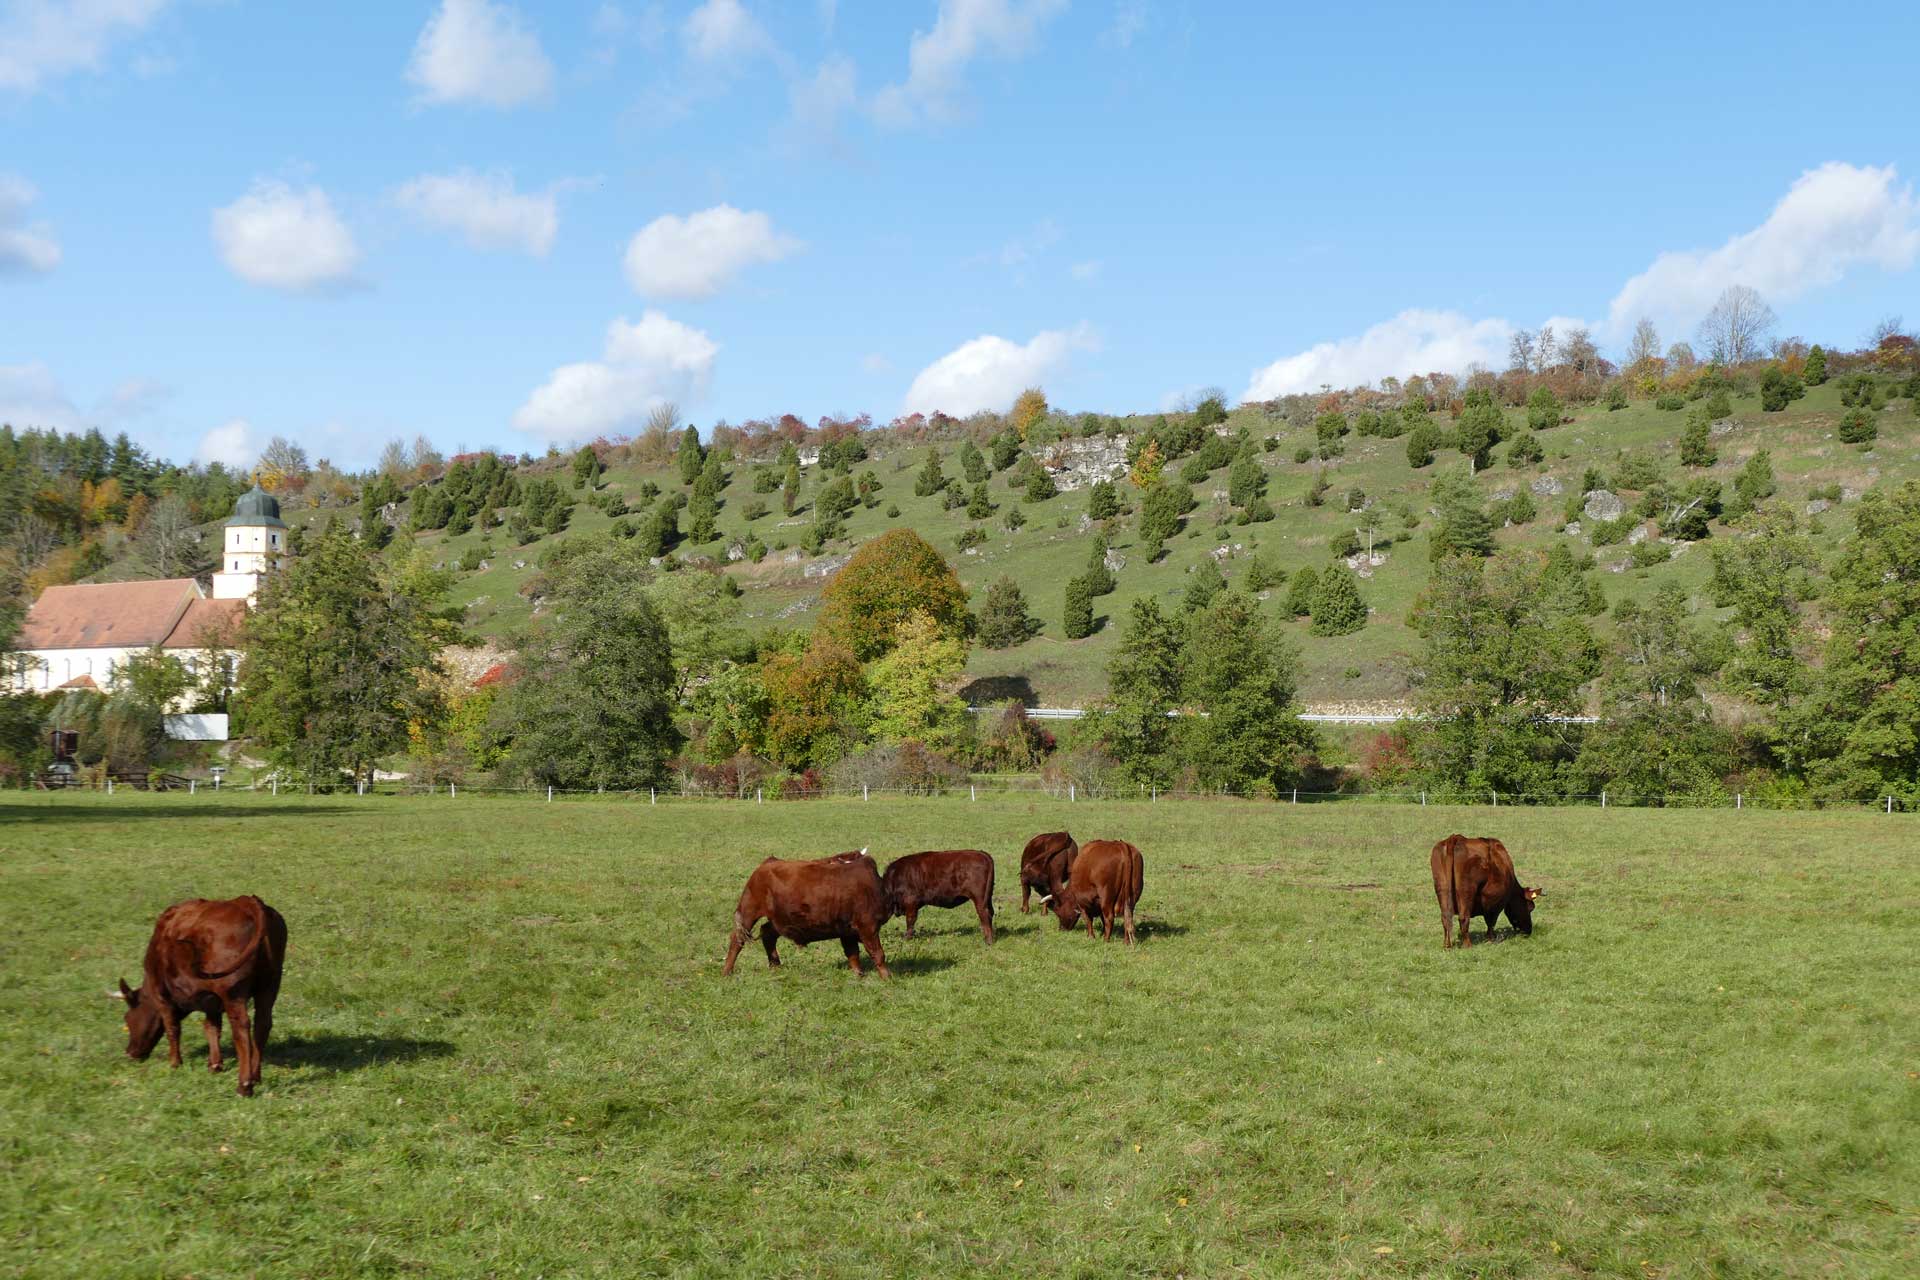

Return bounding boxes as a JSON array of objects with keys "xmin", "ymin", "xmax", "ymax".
[{"xmin": 1, "ymin": 794, "xmax": 1914, "ymax": 1277}]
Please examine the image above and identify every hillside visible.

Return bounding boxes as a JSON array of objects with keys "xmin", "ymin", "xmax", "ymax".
[{"xmin": 109, "ymin": 378, "xmax": 1920, "ymax": 710}]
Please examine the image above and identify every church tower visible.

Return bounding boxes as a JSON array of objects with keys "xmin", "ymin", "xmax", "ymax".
[{"xmin": 211, "ymin": 484, "xmax": 287, "ymax": 602}]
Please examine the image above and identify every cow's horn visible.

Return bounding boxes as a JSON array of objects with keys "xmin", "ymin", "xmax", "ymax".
[
  {"xmin": 1038, "ymin": 894, "xmax": 1053, "ymax": 904},
  {"xmin": 859, "ymin": 846, "xmax": 868, "ymax": 856},
  {"xmin": 106, "ymin": 988, "xmax": 124, "ymax": 1000}
]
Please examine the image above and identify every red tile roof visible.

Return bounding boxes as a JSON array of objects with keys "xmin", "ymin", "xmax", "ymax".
[
  {"xmin": 15, "ymin": 579, "xmax": 201, "ymax": 650},
  {"xmin": 161, "ymin": 598, "xmax": 247, "ymax": 650},
  {"xmin": 56, "ymin": 674, "xmax": 101, "ymax": 690}
]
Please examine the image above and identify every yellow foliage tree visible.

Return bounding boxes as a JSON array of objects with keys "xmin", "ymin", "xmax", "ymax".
[
  {"xmin": 1010, "ymin": 387, "xmax": 1048, "ymax": 441},
  {"xmin": 1129, "ymin": 440, "xmax": 1164, "ymax": 489}
]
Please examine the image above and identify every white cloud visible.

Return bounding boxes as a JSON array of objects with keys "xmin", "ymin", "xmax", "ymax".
[
  {"xmin": 682, "ymin": 0, "xmax": 773, "ymax": 62},
  {"xmin": 395, "ymin": 171, "xmax": 558, "ymax": 257},
  {"xmin": 1069, "ymin": 259, "xmax": 1102, "ymax": 282},
  {"xmin": 1606, "ymin": 162, "xmax": 1920, "ymax": 339},
  {"xmin": 1243, "ymin": 310, "xmax": 1512, "ymax": 401},
  {"xmin": 194, "ymin": 419, "xmax": 260, "ymax": 470},
  {"xmin": 211, "ymin": 181, "xmax": 361, "ymax": 292},
  {"xmin": 874, "ymin": 0, "xmax": 1067, "ymax": 127},
  {"xmin": 407, "ymin": 0, "xmax": 553, "ymax": 109},
  {"xmin": 0, "ymin": 0, "xmax": 168, "ymax": 95},
  {"xmin": 788, "ymin": 54, "xmax": 857, "ymax": 144},
  {"xmin": 0, "ymin": 175, "xmax": 60, "ymax": 273},
  {"xmin": 623, "ymin": 204, "xmax": 801, "ymax": 300},
  {"xmin": 0, "ymin": 361, "xmax": 79, "ymax": 429},
  {"xmin": 514, "ymin": 311, "xmax": 719, "ymax": 442},
  {"xmin": 1101, "ymin": 0, "xmax": 1148, "ymax": 49},
  {"xmin": 902, "ymin": 324, "xmax": 1096, "ymax": 417}
]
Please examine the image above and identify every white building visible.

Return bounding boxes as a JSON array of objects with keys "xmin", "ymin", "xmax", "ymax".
[
  {"xmin": 10, "ymin": 485, "xmax": 284, "ymax": 698},
  {"xmin": 212, "ymin": 484, "xmax": 287, "ymax": 602}
]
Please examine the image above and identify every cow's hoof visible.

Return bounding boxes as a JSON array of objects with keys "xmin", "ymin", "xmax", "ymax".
[
  {"xmin": 208, "ymin": 1063, "xmax": 223, "ymax": 1073},
  {"xmin": 237, "ymin": 1084, "xmax": 255, "ymax": 1098}
]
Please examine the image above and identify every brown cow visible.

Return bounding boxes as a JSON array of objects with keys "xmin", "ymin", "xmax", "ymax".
[
  {"xmin": 1018, "ymin": 830, "xmax": 1078, "ymax": 914},
  {"xmin": 882, "ymin": 849, "xmax": 996, "ymax": 944},
  {"xmin": 1049, "ymin": 839, "xmax": 1144, "ymax": 944},
  {"xmin": 1430, "ymin": 834, "xmax": 1542, "ymax": 948},
  {"xmin": 724, "ymin": 850, "xmax": 892, "ymax": 978},
  {"xmin": 114, "ymin": 895, "xmax": 288, "ymax": 1097}
]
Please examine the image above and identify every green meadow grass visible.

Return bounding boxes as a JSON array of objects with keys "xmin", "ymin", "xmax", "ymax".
[{"xmin": 1, "ymin": 794, "xmax": 1914, "ymax": 1278}]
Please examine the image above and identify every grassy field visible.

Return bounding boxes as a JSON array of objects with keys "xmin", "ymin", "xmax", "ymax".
[{"xmin": 2, "ymin": 794, "xmax": 1915, "ymax": 1278}]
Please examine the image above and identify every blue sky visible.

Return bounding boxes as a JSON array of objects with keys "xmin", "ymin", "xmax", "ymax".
[{"xmin": 4, "ymin": 1, "xmax": 1918, "ymax": 470}]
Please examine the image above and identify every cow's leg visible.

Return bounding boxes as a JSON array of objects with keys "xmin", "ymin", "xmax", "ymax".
[
  {"xmin": 902, "ymin": 904, "xmax": 918, "ymax": 940},
  {"xmin": 223, "ymin": 997, "xmax": 257, "ymax": 1096},
  {"xmin": 973, "ymin": 893, "xmax": 995, "ymax": 945},
  {"xmin": 1020, "ymin": 880, "xmax": 1031, "ymax": 913},
  {"xmin": 1484, "ymin": 912, "xmax": 1500, "ymax": 941},
  {"xmin": 252, "ymin": 971, "xmax": 280, "ymax": 1062},
  {"xmin": 202, "ymin": 1008, "xmax": 224, "ymax": 1073},
  {"xmin": 1435, "ymin": 883, "xmax": 1455, "ymax": 949},
  {"xmin": 1121, "ymin": 897, "xmax": 1136, "ymax": 946},
  {"xmin": 761, "ymin": 927, "xmax": 782, "ymax": 969},
  {"xmin": 1084, "ymin": 903, "xmax": 1097, "ymax": 938},
  {"xmin": 1101, "ymin": 900, "xmax": 1116, "ymax": 942},
  {"xmin": 840, "ymin": 935, "xmax": 864, "ymax": 977},
  {"xmin": 857, "ymin": 925, "xmax": 891, "ymax": 980},
  {"xmin": 160, "ymin": 1004, "xmax": 183, "ymax": 1068}
]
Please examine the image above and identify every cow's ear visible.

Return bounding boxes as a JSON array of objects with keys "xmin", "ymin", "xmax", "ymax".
[{"xmin": 116, "ymin": 978, "xmax": 133, "ymax": 1002}]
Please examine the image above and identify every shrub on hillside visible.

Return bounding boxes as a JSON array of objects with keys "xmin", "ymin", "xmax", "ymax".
[
  {"xmin": 1837, "ymin": 408, "xmax": 1878, "ymax": 445},
  {"xmin": 1309, "ymin": 563, "xmax": 1367, "ymax": 636},
  {"xmin": 1284, "ymin": 566, "xmax": 1319, "ymax": 617},
  {"xmin": 976, "ymin": 576, "xmax": 1038, "ymax": 649},
  {"xmin": 1654, "ymin": 393, "xmax": 1684, "ymax": 411}
]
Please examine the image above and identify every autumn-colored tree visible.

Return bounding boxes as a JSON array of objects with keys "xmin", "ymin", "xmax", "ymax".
[
  {"xmin": 868, "ymin": 611, "xmax": 970, "ymax": 750},
  {"xmin": 1129, "ymin": 439, "xmax": 1164, "ymax": 489},
  {"xmin": 1010, "ymin": 387, "xmax": 1048, "ymax": 440},
  {"xmin": 816, "ymin": 528, "xmax": 971, "ymax": 661},
  {"xmin": 761, "ymin": 637, "xmax": 869, "ymax": 769}
]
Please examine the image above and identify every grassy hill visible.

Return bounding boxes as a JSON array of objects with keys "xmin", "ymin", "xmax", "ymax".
[{"xmin": 134, "ymin": 379, "xmax": 1920, "ymax": 709}]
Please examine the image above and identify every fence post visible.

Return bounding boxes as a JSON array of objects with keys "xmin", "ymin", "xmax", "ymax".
[
  {"xmin": 756, "ymin": 787, "xmax": 763, "ymax": 804},
  {"xmin": 547, "ymin": 785, "xmax": 553, "ymax": 803},
  {"xmin": 107, "ymin": 776, "xmax": 113, "ymax": 795},
  {"xmin": 213, "ymin": 774, "xmax": 220, "ymax": 791},
  {"xmin": 1736, "ymin": 792, "xmax": 1742, "ymax": 810},
  {"xmin": 271, "ymin": 778, "xmax": 277, "ymax": 797},
  {"xmin": 1888, "ymin": 795, "xmax": 1895, "ymax": 814},
  {"xmin": 1491, "ymin": 790, "xmax": 1497, "ymax": 807},
  {"xmin": 451, "ymin": 782, "xmax": 456, "ymax": 799},
  {"xmin": 863, "ymin": 784, "xmax": 869, "ymax": 802},
  {"xmin": 1291, "ymin": 787, "xmax": 1297, "ymax": 805},
  {"xmin": 1601, "ymin": 790, "xmax": 1607, "ymax": 809},
  {"xmin": 358, "ymin": 779, "xmax": 365, "ymax": 796},
  {"xmin": 1070, "ymin": 783, "xmax": 1075, "ymax": 802},
  {"xmin": 190, "ymin": 779, "xmax": 196, "ymax": 795},
  {"xmin": 970, "ymin": 784, "xmax": 976, "ymax": 802},
  {"xmin": 650, "ymin": 787, "xmax": 656, "ymax": 805},
  {"xmin": 1420, "ymin": 790, "xmax": 1426, "ymax": 806}
]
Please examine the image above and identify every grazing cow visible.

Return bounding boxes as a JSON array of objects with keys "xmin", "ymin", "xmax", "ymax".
[
  {"xmin": 1049, "ymin": 839, "xmax": 1144, "ymax": 944},
  {"xmin": 114, "ymin": 895, "xmax": 288, "ymax": 1097},
  {"xmin": 1018, "ymin": 831, "xmax": 1078, "ymax": 914},
  {"xmin": 724, "ymin": 850, "xmax": 892, "ymax": 978},
  {"xmin": 882, "ymin": 850, "xmax": 996, "ymax": 944},
  {"xmin": 1430, "ymin": 834, "xmax": 1542, "ymax": 948}
]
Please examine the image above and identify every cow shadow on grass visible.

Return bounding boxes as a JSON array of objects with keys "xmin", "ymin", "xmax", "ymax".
[
  {"xmin": 882, "ymin": 955, "xmax": 958, "ymax": 977},
  {"xmin": 269, "ymin": 1032, "xmax": 455, "ymax": 1074},
  {"xmin": 1, "ymin": 803, "xmax": 359, "ymax": 824}
]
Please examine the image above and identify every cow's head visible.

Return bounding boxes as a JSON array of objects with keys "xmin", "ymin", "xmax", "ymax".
[
  {"xmin": 1046, "ymin": 889, "xmax": 1082, "ymax": 930},
  {"xmin": 113, "ymin": 978, "xmax": 164, "ymax": 1060},
  {"xmin": 1512, "ymin": 885, "xmax": 1543, "ymax": 934}
]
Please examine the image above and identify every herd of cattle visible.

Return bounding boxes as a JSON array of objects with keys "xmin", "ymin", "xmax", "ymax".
[{"xmin": 111, "ymin": 831, "xmax": 1537, "ymax": 1096}]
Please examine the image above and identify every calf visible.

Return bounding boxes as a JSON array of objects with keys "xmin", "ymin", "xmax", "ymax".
[
  {"xmin": 724, "ymin": 851, "xmax": 892, "ymax": 978},
  {"xmin": 1430, "ymin": 834, "xmax": 1542, "ymax": 948},
  {"xmin": 1049, "ymin": 839, "xmax": 1144, "ymax": 945},
  {"xmin": 882, "ymin": 849, "xmax": 996, "ymax": 944},
  {"xmin": 114, "ymin": 896, "xmax": 288, "ymax": 1097},
  {"xmin": 1018, "ymin": 831, "xmax": 1078, "ymax": 914}
]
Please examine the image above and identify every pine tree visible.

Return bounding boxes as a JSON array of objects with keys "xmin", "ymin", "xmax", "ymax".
[
  {"xmin": 1083, "ymin": 534, "xmax": 1116, "ymax": 595},
  {"xmin": 966, "ymin": 482, "xmax": 993, "ymax": 520},
  {"xmin": 1525, "ymin": 385, "xmax": 1561, "ymax": 431},
  {"xmin": 1505, "ymin": 429, "xmax": 1543, "ymax": 467},
  {"xmin": 1284, "ymin": 566, "xmax": 1319, "ymax": 617},
  {"xmin": 1063, "ymin": 576, "xmax": 1094, "ymax": 639},
  {"xmin": 977, "ymin": 576, "xmax": 1037, "ymax": 649},
  {"xmin": 1023, "ymin": 465, "xmax": 1058, "ymax": 503},
  {"xmin": 1309, "ymin": 563, "xmax": 1367, "ymax": 635},
  {"xmin": 914, "ymin": 449, "xmax": 947, "ymax": 497},
  {"xmin": 1088, "ymin": 479, "xmax": 1120, "ymax": 520},
  {"xmin": 1227, "ymin": 450, "xmax": 1267, "ymax": 507},
  {"xmin": 1181, "ymin": 563, "xmax": 1225, "ymax": 613},
  {"xmin": 1406, "ymin": 424, "xmax": 1438, "ymax": 469},
  {"xmin": 676, "ymin": 426, "xmax": 704, "ymax": 486},
  {"xmin": 1103, "ymin": 598, "xmax": 1184, "ymax": 784},
  {"xmin": 1680, "ymin": 411, "xmax": 1718, "ymax": 467},
  {"xmin": 959, "ymin": 440, "xmax": 988, "ymax": 484},
  {"xmin": 1803, "ymin": 345, "xmax": 1828, "ymax": 385}
]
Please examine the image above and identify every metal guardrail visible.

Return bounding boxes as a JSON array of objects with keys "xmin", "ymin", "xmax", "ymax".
[{"xmin": 967, "ymin": 706, "xmax": 1601, "ymax": 725}]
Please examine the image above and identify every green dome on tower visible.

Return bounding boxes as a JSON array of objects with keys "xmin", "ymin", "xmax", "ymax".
[{"xmin": 225, "ymin": 484, "xmax": 288, "ymax": 529}]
